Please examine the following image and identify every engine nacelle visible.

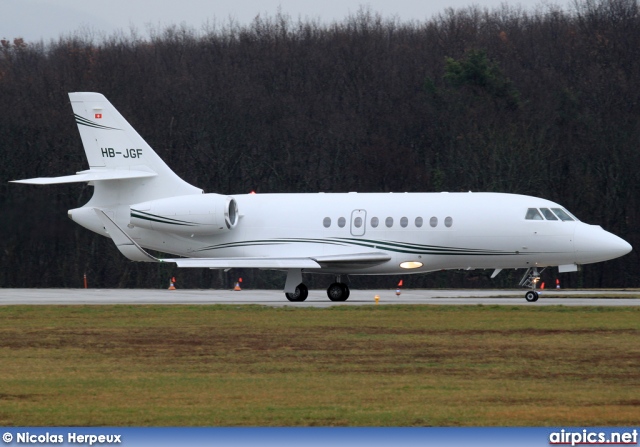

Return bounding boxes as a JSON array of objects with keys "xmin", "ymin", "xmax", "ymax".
[{"xmin": 130, "ymin": 193, "xmax": 238, "ymax": 236}]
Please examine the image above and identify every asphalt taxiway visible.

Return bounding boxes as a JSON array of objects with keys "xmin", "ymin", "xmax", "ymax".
[{"xmin": 0, "ymin": 288, "xmax": 638, "ymax": 307}]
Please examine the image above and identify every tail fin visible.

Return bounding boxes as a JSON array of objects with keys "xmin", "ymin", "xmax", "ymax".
[
  {"xmin": 14, "ymin": 92, "xmax": 202, "ymax": 205},
  {"xmin": 70, "ymin": 92, "xmax": 202, "ymax": 201}
]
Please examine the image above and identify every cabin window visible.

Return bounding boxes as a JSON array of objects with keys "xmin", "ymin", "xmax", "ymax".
[
  {"xmin": 323, "ymin": 217, "xmax": 331, "ymax": 228},
  {"xmin": 445, "ymin": 216, "xmax": 453, "ymax": 227},
  {"xmin": 385, "ymin": 217, "xmax": 394, "ymax": 228},
  {"xmin": 338, "ymin": 217, "xmax": 346, "ymax": 228},
  {"xmin": 415, "ymin": 217, "xmax": 423, "ymax": 228},
  {"xmin": 551, "ymin": 208, "xmax": 575, "ymax": 221},
  {"xmin": 354, "ymin": 217, "xmax": 363, "ymax": 228},
  {"xmin": 371, "ymin": 217, "xmax": 379, "ymax": 228},
  {"xmin": 400, "ymin": 217, "xmax": 408, "ymax": 228},
  {"xmin": 430, "ymin": 216, "xmax": 438, "ymax": 227},
  {"xmin": 525, "ymin": 208, "xmax": 543, "ymax": 220},
  {"xmin": 540, "ymin": 208, "xmax": 558, "ymax": 220}
]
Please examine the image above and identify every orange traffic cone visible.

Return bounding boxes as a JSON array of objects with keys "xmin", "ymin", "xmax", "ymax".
[
  {"xmin": 234, "ymin": 278, "xmax": 242, "ymax": 291},
  {"xmin": 168, "ymin": 277, "xmax": 176, "ymax": 290}
]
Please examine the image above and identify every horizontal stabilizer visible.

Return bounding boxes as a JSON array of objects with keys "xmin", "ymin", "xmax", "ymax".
[{"xmin": 12, "ymin": 169, "xmax": 157, "ymax": 185}]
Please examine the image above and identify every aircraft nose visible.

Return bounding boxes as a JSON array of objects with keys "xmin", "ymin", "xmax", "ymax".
[{"xmin": 574, "ymin": 224, "xmax": 632, "ymax": 264}]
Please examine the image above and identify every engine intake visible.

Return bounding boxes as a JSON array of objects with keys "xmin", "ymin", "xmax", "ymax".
[{"xmin": 130, "ymin": 193, "xmax": 238, "ymax": 235}]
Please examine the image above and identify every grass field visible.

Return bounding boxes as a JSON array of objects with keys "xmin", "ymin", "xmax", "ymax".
[{"xmin": 0, "ymin": 304, "xmax": 638, "ymax": 426}]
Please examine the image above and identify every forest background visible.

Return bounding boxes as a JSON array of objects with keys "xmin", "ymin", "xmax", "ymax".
[{"xmin": 1, "ymin": 0, "xmax": 639, "ymax": 290}]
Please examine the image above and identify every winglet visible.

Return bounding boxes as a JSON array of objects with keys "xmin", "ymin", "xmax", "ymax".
[{"xmin": 93, "ymin": 209, "xmax": 161, "ymax": 262}]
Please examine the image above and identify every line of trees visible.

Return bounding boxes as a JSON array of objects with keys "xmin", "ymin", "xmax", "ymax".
[{"xmin": 1, "ymin": 0, "xmax": 638, "ymax": 289}]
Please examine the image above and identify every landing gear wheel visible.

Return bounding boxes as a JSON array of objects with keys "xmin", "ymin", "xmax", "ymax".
[
  {"xmin": 525, "ymin": 291, "xmax": 539, "ymax": 302},
  {"xmin": 327, "ymin": 282, "xmax": 350, "ymax": 302},
  {"xmin": 285, "ymin": 283, "xmax": 308, "ymax": 302}
]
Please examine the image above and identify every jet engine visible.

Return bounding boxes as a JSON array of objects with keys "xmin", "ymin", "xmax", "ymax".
[{"xmin": 130, "ymin": 193, "xmax": 238, "ymax": 235}]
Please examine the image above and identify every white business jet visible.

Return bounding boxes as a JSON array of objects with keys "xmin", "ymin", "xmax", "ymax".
[{"xmin": 12, "ymin": 93, "xmax": 632, "ymax": 302}]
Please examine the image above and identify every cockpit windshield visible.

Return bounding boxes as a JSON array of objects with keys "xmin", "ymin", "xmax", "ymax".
[
  {"xmin": 525, "ymin": 208, "xmax": 543, "ymax": 220},
  {"xmin": 550, "ymin": 208, "xmax": 575, "ymax": 221},
  {"xmin": 525, "ymin": 207, "xmax": 579, "ymax": 221},
  {"xmin": 540, "ymin": 208, "xmax": 558, "ymax": 220}
]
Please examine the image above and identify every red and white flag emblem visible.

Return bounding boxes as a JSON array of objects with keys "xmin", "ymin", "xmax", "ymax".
[{"xmin": 95, "ymin": 113, "xmax": 102, "ymax": 119}]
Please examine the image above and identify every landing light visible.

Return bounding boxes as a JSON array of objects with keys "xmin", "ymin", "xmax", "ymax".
[{"xmin": 400, "ymin": 261, "xmax": 423, "ymax": 269}]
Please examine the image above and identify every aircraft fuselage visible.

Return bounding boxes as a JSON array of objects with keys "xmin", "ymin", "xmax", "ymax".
[{"xmin": 71, "ymin": 191, "xmax": 629, "ymax": 275}]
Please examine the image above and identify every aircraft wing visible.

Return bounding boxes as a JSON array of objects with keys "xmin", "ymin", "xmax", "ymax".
[
  {"xmin": 169, "ymin": 252, "xmax": 391, "ymax": 269},
  {"xmin": 94, "ymin": 208, "xmax": 391, "ymax": 269}
]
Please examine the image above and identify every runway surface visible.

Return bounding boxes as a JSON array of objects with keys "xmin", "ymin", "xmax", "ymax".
[{"xmin": 0, "ymin": 288, "xmax": 638, "ymax": 306}]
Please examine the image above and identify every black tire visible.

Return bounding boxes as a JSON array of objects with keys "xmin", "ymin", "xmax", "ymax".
[
  {"xmin": 327, "ymin": 282, "xmax": 350, "ymax": 302},
  {"xmin": 285, "ymin": 283, "xmax": 308, "ymax": 302},
  {"xmin": 525, "ymin": 291, "xmax": 539, "ymax": 302}
]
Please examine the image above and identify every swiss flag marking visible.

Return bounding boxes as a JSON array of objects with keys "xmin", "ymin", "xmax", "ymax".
[{"xmin": 95, "ymin": 113, "xmax": 103, "ymax": 119}]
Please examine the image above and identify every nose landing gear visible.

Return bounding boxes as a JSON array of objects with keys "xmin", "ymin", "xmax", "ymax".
[
  {"xmin": 519, "ymin": 267, "xmax": 544, "ymax": 302},
  {"xmin": 524, "ymin": 290, "xmax": 539, "ymax": 302}
]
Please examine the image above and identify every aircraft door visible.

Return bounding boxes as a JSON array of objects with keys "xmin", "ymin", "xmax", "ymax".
[{"xmin": 351, "ymin": 209, "xmax": 366, "ymax": 236}]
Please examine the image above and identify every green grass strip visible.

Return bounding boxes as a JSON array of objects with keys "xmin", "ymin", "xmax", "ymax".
[{"xmin": 0, "ymin": 305, "xmax": 638, "ymax": 426}]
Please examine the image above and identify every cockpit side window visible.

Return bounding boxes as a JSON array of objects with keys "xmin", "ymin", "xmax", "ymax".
[
  {"xmin": 540, "ymin": 208, "xmax": 558, "ymax": 220},
  {"xmin": 525, "ymin": 208, "xmax": 543, "ymax": 220},
  {"xmin": 551, "ymin": 208, "xmax": 575, "ymax": 221}
]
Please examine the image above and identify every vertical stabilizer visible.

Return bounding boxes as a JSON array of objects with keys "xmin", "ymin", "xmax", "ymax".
[{"xmin": 68, "ymin": 92, "xmax": 202, "ymax": 205}]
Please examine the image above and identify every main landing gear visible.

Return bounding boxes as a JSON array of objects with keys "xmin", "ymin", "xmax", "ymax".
[
  {"xmin": 327, "ymin": 282, "xmax": 350, "ymax": 302},
  {"xmin": 285, "ymin": 283, "xmax": 308, "ymax": 302},
  {"xmin": 284, "ymin": 278, "xmax": 352, "ymax": 302},
  {"xmin": 519, "ymin": 267, "xmax": 545, "ymax": 302}
]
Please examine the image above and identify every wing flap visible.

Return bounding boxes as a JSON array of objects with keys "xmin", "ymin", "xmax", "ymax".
[{"xmin": 168, "ymin": 258, "xmax": 321, "ymax": 269}]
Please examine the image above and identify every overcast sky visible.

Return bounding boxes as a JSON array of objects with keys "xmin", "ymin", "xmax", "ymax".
[{"xmin": 3, "ymin": 0, "xmax": 567, "ymax": 43}]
